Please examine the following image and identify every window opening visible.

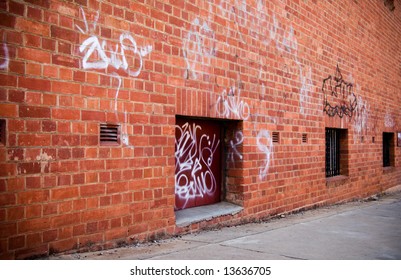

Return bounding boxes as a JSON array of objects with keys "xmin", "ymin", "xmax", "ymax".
[
  {"xmin": 0, "ymin": 119, "xmax": 5, "ymax": 146},
  {"xmin": 383, "ymin": 132, "xmax": 394, "ymax": 167}
]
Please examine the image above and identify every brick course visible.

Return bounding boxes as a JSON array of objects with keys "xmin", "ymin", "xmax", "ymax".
[{"xmin": 0, "ymin": 0, "xmax": 400, "ymax": 259}]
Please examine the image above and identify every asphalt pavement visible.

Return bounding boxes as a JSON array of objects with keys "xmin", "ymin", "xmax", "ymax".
[{"xmin": 49, "ymin": 188, "xmax": 401, "ymax": 260}]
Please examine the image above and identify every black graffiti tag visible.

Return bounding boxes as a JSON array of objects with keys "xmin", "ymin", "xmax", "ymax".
[{"xmin": 322, "ymin": 65, "xmax": 357, "ymax": 118}]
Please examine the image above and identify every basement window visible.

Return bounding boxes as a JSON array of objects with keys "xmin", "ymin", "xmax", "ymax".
[
  {"xmin": 0, "ymin": 119, "xmax": 5, "ymax": 146},
  {"xmin": 383, "ymin": 132, "xmax": 394, "ymax": 167},
  {"xmin": 100, "ymin": 124, "xmax": 120, "ymax": 146},
  {"xmin": 325, "ymin": 128, "xmax": 348, "ymax": 177}
]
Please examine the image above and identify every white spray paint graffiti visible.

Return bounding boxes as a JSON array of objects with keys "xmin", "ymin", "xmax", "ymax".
[
  {"xmin": 175, "ymin": 122, "xmax": 220, "ymax": 209},
  {"xmin": 76, "ymin": 7, "xmax": 152, "ymax": 77},
  {"xmin": 121, "ymin": 111, "xmax": 129, "ymax": 146},
  {"xmin": 353, "ymin": 96, "xmax": 370, "ymax": 142},
  {"xmin": 0, "ymin": 42, "xmax": 9, "ymax": 70},
  {"xmin": 299, "ymin": 65, "xmax": 313, "ymax": 115},
  {"xmin": 75, "ymin": 7, "xmax": 152, "ymax": 147},
  {"xmin": 227, "ymin": 131, "xmax": 244, "ymax": 162},
  {"xmin": 258, "ymin": 11, "xmax": 314, "ymax": 115},
  {"xmin": 257, "ymin": 130, "xmax": 273, "ymax": 180},
  {"xmin": 384, "ymin": 111, "xmax": 395, "ymax": 128},
  {"xmin": 183, "ymin": 17, "xmax": 216, "ymax": 79},
  {"xmin": 216, "ymin": 86, "xmax": 250, "ymax": 120},
  {"xmin": 36, "ymin": 152, "xmax": 53, "ymax": 173},
  {"xmin": 216, "ymin": 0, "xmax": 247, "ymax": 43}
]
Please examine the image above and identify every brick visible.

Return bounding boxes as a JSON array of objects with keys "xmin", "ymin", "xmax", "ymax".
[
  {"xmin": 52, "ymin": 135, "xmax": 80, "ymax": 146},
  {"xmin": 42, "ymin": 120, "xmax": 56, "ymax": 132},
  {"xmin": 81, "ymin": 209, "xmax": 106, "ymax": 223},
  {"xmin": 25, "ymin": 176, "xmax": 41, "ymax": 189},
  {"xmin": 52, "ymin": 81, "xmax": 81, "ymax": 94},
  {"xmin": 52, "ymin": 54, "xmax": 77, "ymax": 67},
  {"xmin": 7, "ymin": 207, "xmax": 25, "ymax": 221},
  {"xmin": 7, "ymin": 177, "xmax": 25, "ymax": 192},
  {"xmin": 49, "ymin": 238, "xmax": 78, "ymax": 254},
  {"xmin": 8, "ymin": 90, "xmax": 25, "ymax": 103},
  {"xmin": 0, "ymin": 193, "xmax": 16, "ymax": 207},
  {"xmin": 9, "ymin": 235, "xmax": 25, "ymax": 250},
  {"xmin": 0, "ymin": 223, "xmax": 17, "ymax": 238},
  {"xmin": 26, "ymin": 204, "xmax": 42, "ymax": 219},
  {"xmin": 9, "ymin": 1, "xmax": 24, "ymax": 16},
  {"xmin": 26, "ymin": 232, "xmax": 42, "ymax": 247},
  {"xmin": 80, "ymin": 160, "xmax": 104, "ymax": 171},
  {"xmin": 0, "ymin": 163, "xmax": 16, "ymax": 177},
  {"xmin": 51, "ymin": 213, "xmax": 80, "ymax": 227},
  {"xmin": 52, "ymin": 108, "xmax": 80, "ymax": 120},
  {"xmin": 0, "ymin": 104, "xmax": 18, "ymax": 117},
  {"xmin": 15, "ymin": 245, "xmax": 48, "ymax": 259},
  {"xmin": 73, "ymin": 224, "xmax": 85, "ymax": 236},
  {"xmin": 0, "ymin": 73, "xmax": 17, "ymax": 87},
  {"xmin": 18, "ymin": 190, "xmax": 49, "ymax": 204},
  {"xmin": 0, "ymin": 13, "xmax": 16, "ymax": 28},
  {"xmin": 24, "ymin": 0, "xmax": 50, "ymax": 8},
  {"xmin": 18, "ymin": 48, "xmax": 51, "ymax": 64},
  {"xmin": 51, "ymin": 187, "xmax": 79, "ymax": 201},
  {"xmin": 19, "ymin": 106, "xmax": 51, "ymax": 119},
  {"xmin": 15, "ymin": 18, "xmax": 49, "ymax": 36},
  {"xmin": 43, "ymin": 229, "xmax": 58, "ymax": 243},
  {"xmin": 80, "ymin": 184, "xmax": 105, "ymax": 197},
  {"xmin": 50, "ymin": 26, "xmax": 78, "ymax": 43},
  {"xmin": 18, "ymin": 135, "xmax": 51, "ymax": 147},
  {"xmin": 18, "ymin": 77, "xmax": 51, "ymax": 92},
  {"xmin": 18, "ymin": 217, "xmax": 50, "ymax": 233},
  {"xmin": 81, "ymin": 110, "xmax": 106, "ymax": 122}
]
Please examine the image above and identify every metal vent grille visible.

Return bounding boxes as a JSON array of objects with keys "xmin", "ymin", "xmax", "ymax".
[
  {"xmin": 0, "ymin": 119, "xmax": 5, "ymax": 145},
  {"xmin": 272, "ymin": 132, "xmax": 280, "ymax": 143},
  {"xmin": 100, "ymin": 124, "xmax": 120, "ymax": 145},
  {"xmin": 302, "ymin": 133, "xmax": 307, "ymax": 143}
]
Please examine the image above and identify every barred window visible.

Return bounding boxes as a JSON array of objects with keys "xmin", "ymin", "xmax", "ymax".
[{"xmin": 325, "ymin": 128, "xmax": 348, "ymax": 177}]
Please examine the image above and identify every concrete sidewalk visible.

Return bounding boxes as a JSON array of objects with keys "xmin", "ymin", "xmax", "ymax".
[{"xmin": 50, "ymin": 191, "xmax": 401, "ymax": 260}]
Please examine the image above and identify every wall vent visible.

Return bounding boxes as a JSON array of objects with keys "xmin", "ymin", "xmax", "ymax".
[
  {"xmin": 302, "ymin": 133, "xmax": 308, "ymax": 143},
  {"xmin": 0, "ymin": 119, "xmax": 5, "ymax": 146},
  {"xmin": 100, "ymin": 124, "xmax": 120, "ymax": 145},
  {"xmin": 272, "ymin": 132, "xmax": 280, "ymax": 143}
]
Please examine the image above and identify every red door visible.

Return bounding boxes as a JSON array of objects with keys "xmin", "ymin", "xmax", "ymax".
[{"xmin": 175, "ymin": 118, "xmax": 222, "ymax": 210}]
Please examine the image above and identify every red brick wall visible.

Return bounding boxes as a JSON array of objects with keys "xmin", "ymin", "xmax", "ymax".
[{"xmin": 0, "ymin": 0, "xmax": 400, "ymax": 259}]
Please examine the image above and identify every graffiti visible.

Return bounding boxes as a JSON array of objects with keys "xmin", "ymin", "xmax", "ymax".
[
  {"xmin": 75, "ymin": 7, "xmax": 152, "ymax": 147},
  {"xmin": 384, "ymin": 111, "xmax": 395, "ymax": 128},
  {"xmin": 216, "ymin": 0, "xmax": 247, "ymax": 43},
  {"xmin": 183, "ymin": 18, "xmax": 216, "ymax": 79},
  {"xmin": 227, "ymin": 131, "xmax": 244, "ymax": 162},
  {"xmin": 175, "ymin": 122, "xmax": 220, "ymax": 209},
  {"xmin": 36, "ymin": 152, "xmax": 53, "ymax": 173},
  {"xmin": 76, "ymin": 8, "xmax": 152, "ymax": 75},
  {"xmin": 323, "ymin": 65, "xmax": 357, "ymax": 118},
  {"xmin": 353, "ymin": 96, "xmax": 370, "ymax": 142},
  {"xmin": 0, "ymin": 42, "xmax": 9, "ymax": 70},
  {"xmin": 282, "ymin": 26, "xmax": 298, "ymax": 54},
  {"xmin": 257, "ymin": 130, "xmax": 273, "ymax": 180},
  {"xmin": 299, "ymin": 65, "xmax": 313, "ymax": 115},
  {"xmin": 121, "ymin": 111, "xmax": 130, "ymax": 146},
  {"xmin": 216, "ymin": 86, "xmax": 250, "ymax": 120}
]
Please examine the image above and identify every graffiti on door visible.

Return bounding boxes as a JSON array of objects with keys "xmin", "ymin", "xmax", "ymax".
[{"xmin": 175, "ymin": 119, "xmax": 222, "ymax": 210}]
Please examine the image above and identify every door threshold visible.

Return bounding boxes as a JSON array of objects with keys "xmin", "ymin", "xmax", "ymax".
[{"xmin": 175, "ymin": 202, "xmax": 243, "ymax": 227}]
